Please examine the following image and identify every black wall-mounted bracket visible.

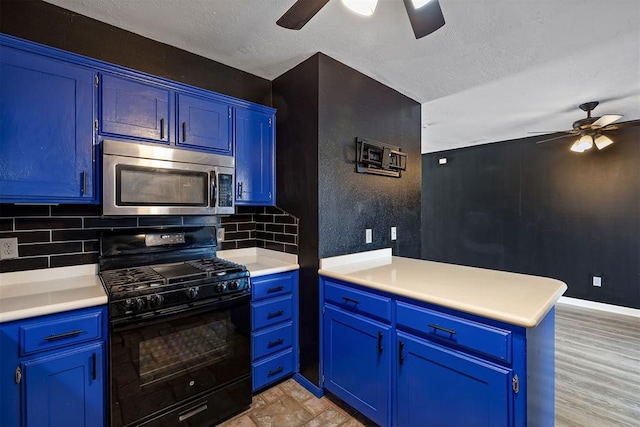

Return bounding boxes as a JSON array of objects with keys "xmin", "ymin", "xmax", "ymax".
[{"xmin": 356, "ymin": 137, "xmax": 407, "ymax": 178}]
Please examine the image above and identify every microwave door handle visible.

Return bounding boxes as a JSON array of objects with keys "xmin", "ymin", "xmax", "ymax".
[{"xmin": 210, "ymin": 172, "xmax": 217, "ymax": 208}]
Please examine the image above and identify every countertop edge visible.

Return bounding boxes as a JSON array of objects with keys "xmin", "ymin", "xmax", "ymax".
[
  {"xmin": 0, "ymin": 296, "xmax": 108, "ymax": 324},
  {"xmin": 318, "ymin": 269, "xmax": 567, "ymax": 328}
]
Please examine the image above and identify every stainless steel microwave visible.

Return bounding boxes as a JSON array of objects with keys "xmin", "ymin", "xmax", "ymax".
[{"xmin": 102, "ymin": 139, "xmax": 234, "ymax": 216}]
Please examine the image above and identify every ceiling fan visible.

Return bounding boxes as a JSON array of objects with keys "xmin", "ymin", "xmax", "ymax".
[
  {"xmin": 536, "ymin": 101, "xmax": 623, "ymax": 152},
  {"xmin": 276, "ymin": 0, "xmax": 446, "ymax": 39}
]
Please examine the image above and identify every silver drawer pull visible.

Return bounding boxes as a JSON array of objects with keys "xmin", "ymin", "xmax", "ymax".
[
  {"xmin": 428, "ymin": 324, "xmax": 456, "ymax": 336},
  {"xmin": 268, "ymin": 366, "xmax": 284, "ymax": 377},
  {"xmin": 268, "ymin": 338, "xmax": 284, "ymax": 348},
  {"xmin": 342, "ymin": 296, "xmax": 359, "ymax": 304},
  {"xmin": 178, "ymin": 403, "xmax": 208, "ymax": 422},
  {"xmin": 44, "ymin": 330, "xmax": 83, "ymax": 341},
  {"xmin": 267, "ymin": 285, "xmax": 284, "ymax": 293},
  {"xmin": 267, "ymin": 310, "xmax": 284, "ymax": 319}
]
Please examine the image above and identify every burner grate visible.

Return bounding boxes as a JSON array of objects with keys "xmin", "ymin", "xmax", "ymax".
[{"xmin": 101, "ymin": 266, "xmax": 166, "ymax": 291}]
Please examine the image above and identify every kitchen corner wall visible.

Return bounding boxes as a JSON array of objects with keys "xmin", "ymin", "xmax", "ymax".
[
  {"xmin": 273, "ymin": 53, "xmax": 421, "ymax": 387},
  {"xmin": 422, "ymin": 122, "xmax": 640, "ymax": 309}
]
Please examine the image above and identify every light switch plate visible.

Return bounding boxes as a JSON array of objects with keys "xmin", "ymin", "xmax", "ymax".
[{"xmin": 365, "ymin": 229, "xmax": 372, "ymax": 244}]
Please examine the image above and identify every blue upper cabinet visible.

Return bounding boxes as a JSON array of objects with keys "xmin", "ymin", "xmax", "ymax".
[
  {"xmin": 0, "ymin": 41, "xmax": 96, "ymax": 203},
  {"xmin": 235, "ymin": 108, "xmax": 275, "ymax": 205},
  {"xmin": 100, "ymin": 73, "xmax": 171, "ymax": 143},
  {"xmin": 176, "ymin": 93, "xmax": 232, "ymax": 155}
]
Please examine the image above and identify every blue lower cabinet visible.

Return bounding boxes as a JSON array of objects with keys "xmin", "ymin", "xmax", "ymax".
[
  {"xmin": 320, "ymin": 276, "xmax": 534, "ymax": 427},
  {"xmin": 323, "ymin": 305, "xmax": 391, "ymax": 426},
  {"xmin": 251, "ymin": 271, "xmax": 299, "ymax": 392},
  {"xmin": 396, "ymin": 331, "xmax": 512, "ymax": 427},
  {"xmin": 0, "ymin": 306, "xmax": 107, "ymax": 427},
  {"xmin": 23, "ymin": 342, "xmax": 105, "ymax": 427}
]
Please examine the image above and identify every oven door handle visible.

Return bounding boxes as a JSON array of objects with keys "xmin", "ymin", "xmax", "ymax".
[{"xmin": 178, "ymin": 403, "xmax": 208, "ymax": 422}]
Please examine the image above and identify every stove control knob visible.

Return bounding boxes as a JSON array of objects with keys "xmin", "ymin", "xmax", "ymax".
[
  {"xmin": 149, "ymin": 294, "xmax": 164, "ymax": 308},
  {"xmin": 228, "ymin": 281, "xmax": 239, "ymax": 291},
  {"xmin": 126, "ymin": 298, "xmax": 145, "ymax": 312},
  {"xmin": 215, "ymin": 283, "xmax": 227, "ymax": 293},
  {"xmin": 186, "ymin": 287, "xmax": 199, "ymax": 299}
]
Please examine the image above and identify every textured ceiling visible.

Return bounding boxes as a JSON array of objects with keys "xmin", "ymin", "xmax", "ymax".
[{"xmin": 44, "ymin": 0, "xmax": 640, "ymax": 153}]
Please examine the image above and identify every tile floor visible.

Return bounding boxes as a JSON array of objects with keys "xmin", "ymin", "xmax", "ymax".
[{"xmin": 219, "ymin": 378, "xmax": 375, "ymax": 427}]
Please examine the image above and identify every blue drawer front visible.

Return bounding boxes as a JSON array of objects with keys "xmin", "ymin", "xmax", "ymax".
[
  {"xmin": 252, "ymin": 272, "xmax": 295, "ymax": 300},
  {"xmin": 396, "ymin": 301, "xmax": 512, "ymax": 363},
  {"xmin": 252, "ymin": 321, "xmax": 294, "ymax": 360},
  {"xmin": 324, "ymin": 280, "xmax": 392, "ymax": 322},
  {"xmin": 252, "ymin": 295, "xmax": 293, "ymax": 330},
  {"xmin": 252, "ymin": 348, "xmax": 294, "ymax": 391},
  {"xmin": 19, "ymin": 309, "xmax": 104, "ymax": 356}
]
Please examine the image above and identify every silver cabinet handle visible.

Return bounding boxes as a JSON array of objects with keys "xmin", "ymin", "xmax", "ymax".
[
  {"xmin": 160, "ymin": 118, "xmax": 165, "ymax": 139},
  {"xmin": 81, "ymin": 171, "xmax": 87, "ymax": 196},
  {"xmin": 178, "ymin": 403, "xmax": 208, "ymax": 422},
  {"xmin": 182, "ymin": 122, "xmax": 187, "ymax": 142},
  {"xmin": 238, "ymin": 181, "xmax": 243, "ymax": 199}
]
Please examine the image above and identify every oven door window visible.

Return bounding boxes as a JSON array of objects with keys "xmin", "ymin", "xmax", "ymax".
[
  {"xmin": 110, "ymin": 301, "xmax": 250, "ymax": 426},
  {"xmin": 116, "ymin": 165, "xmax": 208, "ymax": 206}
]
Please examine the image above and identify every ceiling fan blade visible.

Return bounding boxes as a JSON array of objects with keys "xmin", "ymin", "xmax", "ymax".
[
  {"xmin": 535, "ymin": 133, "xmax": 575, "ymax": 145},
  {"xmin": 402, "ymin": 0, "xmax": 446, "ymax": 39},
  {"xmin": 276, "ymin": 0, "xmax": 330, "ymax": 30},
  {"xmin": 591, "ymin": 114, "xmax": 623, "ymax": 129}
]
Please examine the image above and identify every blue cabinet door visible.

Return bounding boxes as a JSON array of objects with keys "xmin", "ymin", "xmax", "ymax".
[
  {"xmin": 23, "ymin": 342, "xmax": 105, "ymax": 427},
  {"xmin": 234, "ymin": 108, "xmax": 274, "ymax": 205},
  {"xmin": 396, "ymin": 331, "xmax": 512, "ymax": 427},
  {"xmin": 100, "ymin": 73, "xmax": 171, "ymax": 143},
  {"xmin": 0, "ymin": 44, "xmax": 95, "ymax": 203},
  {"xmin": 177, "ymin": 93, "xmax": 232, "ymax": 154},
  {"xmin": 323, "ymin": 305, "xmax": 391, "ymax": 426}
]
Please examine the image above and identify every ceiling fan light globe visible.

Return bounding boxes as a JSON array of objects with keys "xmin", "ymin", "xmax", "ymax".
[
  {"xmin": 570, "ymin": 135, "xmax": 593, "ymax": 153},
  {"xmin": 411, "ymin": 0, "xmax": 433, "ymax": 8},
  {"xmin": 595, "ymin": 135, "xmax": 614, "ymax": 150},
  {"xmin": 341, "ymin": 0, "xmax": 378, "ymax": 16}
]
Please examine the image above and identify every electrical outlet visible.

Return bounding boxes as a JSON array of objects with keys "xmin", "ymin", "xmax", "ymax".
[
  {"xmin": 391, "ymin": 227, "xmax": 397, "ymax": 241},
  {"xmin": 592, "ymin": 276, "xmax": 602, "ymax": 287},
  {"xmin": 0, "ymin": 238, "xmax": 19, "ymax": 260},
  {"xmin": 365, "ymin": 229, "xmax": 372, "ymax": 244},
  {"xmin": 217, "ymin": 227, "xmax": 225, "ymax": 242}
]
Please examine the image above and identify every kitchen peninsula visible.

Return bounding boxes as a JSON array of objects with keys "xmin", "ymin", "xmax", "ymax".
[{"xmin": 319, "ymin": 248, "xmax": 567, "ymax": 427}]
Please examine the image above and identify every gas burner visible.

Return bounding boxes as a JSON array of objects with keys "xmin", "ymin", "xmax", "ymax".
[{"xmin": 187, "ymin": 258, "xmax": 246, "ymax": 276}]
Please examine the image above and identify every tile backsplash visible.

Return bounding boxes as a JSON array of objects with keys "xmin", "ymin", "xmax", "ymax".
[
  {"xmin": 0, "ymin": 204, "xmax": 298, "ymax": 273},
  {"xmin": 221, "ymin": 206, "xmax": 299, "ymax": 254}
]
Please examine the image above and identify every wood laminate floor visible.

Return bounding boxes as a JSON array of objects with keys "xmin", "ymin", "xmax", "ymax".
[
  {"xmin": 555, "ymin": 304, "xmax": 640, "ymax": 427},
  {"xmin": 221, "ymin": 304, "xmax": 640, "ymax": 427}
]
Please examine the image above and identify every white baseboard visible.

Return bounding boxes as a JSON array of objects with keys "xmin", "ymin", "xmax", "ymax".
[{"xmin": 558, "ymin": 296, "xmax": 640, "ymax": 319}]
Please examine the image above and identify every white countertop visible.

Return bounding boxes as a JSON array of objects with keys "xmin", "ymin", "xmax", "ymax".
[
  {"xmin": 0, "ymin": 249, "xmax": 297, "ymax": 323},
  {"xmin": 0, "ymin": 265, "xmax": 108, "ymax": 323},
  {"xmin": 319, "ymin": 249, "xmax": 567, "ymax": 328},
  {"xmin": 217, "ymin": 248, "xmax": 298, "ymax": 277}
]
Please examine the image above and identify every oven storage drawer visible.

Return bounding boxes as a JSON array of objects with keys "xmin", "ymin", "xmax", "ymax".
[
  {"xmin": 325, "ymin": 279, "xmax": 392, "ymax": 322},
  {"xmin": 252, "ymin": 347, "xmax": 295, "ymax": 391},
  {"xmin": 396, "ymin": 301, "xmax": 512, "ymax": 363},
  {"xmin": 19, "ymin": 307, "xmax": 104, "ymax": 356},
  {"xmin": 252, "ymin": 294, "xmax": 293, "ymax": 330},
  {"xmin": 252, "ymin": 321, "xmax": 294, "ymax": 360}
]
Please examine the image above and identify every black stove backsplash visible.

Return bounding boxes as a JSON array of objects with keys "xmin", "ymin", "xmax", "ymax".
[{"xmin": 0, "ymin": 205, "xmax": 298, "ymax": 273}]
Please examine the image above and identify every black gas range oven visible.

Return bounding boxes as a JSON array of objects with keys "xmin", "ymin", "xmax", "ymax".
[{"xmin": 99, "ymin": 227, "xmax": 252, "ymax": 427}]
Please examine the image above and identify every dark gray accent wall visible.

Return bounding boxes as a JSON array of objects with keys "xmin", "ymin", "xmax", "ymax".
[
  {"xmin": 0, "ymin": 0, "xmax": 271, "ymax": 105},
  {"xmin": 422, "ymin": 123, "xmax": 640, "ymax": 309},
  {"xmin": 273, "ymin": 53, "xmax": 421, "ymax": 386},
  {"xmin": 317, "ymin": 55, "xmax": 422, "ymax": 258}
]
